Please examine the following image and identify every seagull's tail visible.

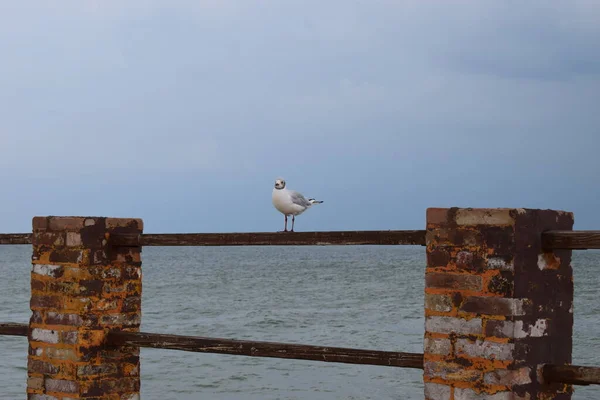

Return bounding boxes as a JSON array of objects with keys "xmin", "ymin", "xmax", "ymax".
[{"xmin": 308, "ymin": 198, "xmax": 324, "ymax": 205}]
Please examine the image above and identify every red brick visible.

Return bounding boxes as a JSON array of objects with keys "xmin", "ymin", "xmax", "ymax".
[
  {"xmin": 31, "ymin": 279, "xmax": 46, "ymax": 292},
  {"xmin": 425, "ymin": 316, "xmax": 482, "ymax": 335},
  {"xmin": 92, "ymin": 298, "xmax": 120, "ymax": 311},
  {"xmin": 103, "ymin": 283, "xmax": 127, "ymax": 294},
  {"xmin": 427, "ymin": 249, "xmax": 451, "ymax": 268},
  {"xmin": 30, "ymin": 295, "xmax": 62, "ymax": 310},
  {"xmin": 28, "ymin": 358, "xmax": 60, "ymax": 375},
  {"xmin": 426, "ymin": 228, "xmax": 483, "ymax": 247},
  {"xmin": 126, "ymin": 282, "xmax": 142, "ymax": 296},
  {"xmin": 27, "ymin": 376, "xmax": 44, "ymax": 390},
  {"xmin": 28, "ymin": 394, "xmax": 59, "ymax": 400},
  {"xmin": 48, "ymin": 249, "xmax": 86, "ymax": 264},
  {"xmin": 44, "ymin": 347, "xmax": 78, "ymax": 361},
  {"xmin": 454, "ymin": 388, "xmax": 516, "ymax": 400},
  {"xmin": 106, "ymin": 218, "xmax": 143, "ymax": 231},
  {"xmin": 455, "ymin": 338, "xmax": 514, "ymax": 361},
  {"xmin": 83, "ymin": 377, "xmax": 139, "ymax": 396},
  {"xmin": 66, "ymin": 232, "xmax": 82, "ymax": 247},
  {"xmin": 48, "ymin": 217, "xmax": 84, "ymax": 231},
  {"xmin": 45, "ymin": 378, "xmax": 79, "ymax": 394},
  {"xmin": 424, "ymin": 337, "xmax": 451, "ymax": 356},
  {"xmin": 455, "ymin": 251, "xmax": 486, "ymax": 272},
  {"xmin": 424, "ymin": 360, "xmax": 481, "ymax": 382},
  {"xmin": 426, "ymin": 272, "xmax": 482, "ymax": 291},
  {"xmin": 426, "ymin": 208, "xmax": 449, "ymax": 225},
  {"xmin": 45, "ymin": 312, "xmax": 83, "ymax": 326},
  {"xmin": 486, "ymin": 257, "xmax": 514, "ymax": 271},
  {"xmin": 31, "ymin": 328, "xmax": 60, "ymax": 344},
  {"xmin": 61, "ymin": 331, "xmax": 79, "ymax": 345},
  {"xmin": 101, "ymin": 267, "xmax": 122, "ymax": 280},
  {"xmin": 122, "ymin": 296, "xmax": 141, "ymax": 313},
  {"xmin": 460, "ymin": 296, "xmax": 525, "ymax": 316},
  {"xmin": 77, "ymin": 364, "xmax": 118, "ymax": 377},
  {"xmin": 425, "ymin": 293, "xmax": 453, "ymax": 313},
  {"xmin": 79, "ymin": 280, "xmax": 105, "ymax": 296},
  {"xmin": 483, "ymin": 367, "xmax": 531, "ymax": 386},
  {"xmin": 100, "ymin": 313, "xmax": 141, "ymax": 327},
  {"xmin": 46, "ymin": 281, "xmax": 76, "ymax": 295},
  {"xmin": 455, "ymin": 209, "xmax": 514, "ymax": 227},
  {"xmin": 32, "ymin": 217, "xmax": 49, "ymax": 231},
  {"xmin": 32, "ymin": 232, "xmax": 65, "ymax": 247},
  {"xmin": 122, "ymin": 266, "xmax": 141, "ymax": 280},
  {"xmin": 424, "ymin": 382, "xmax": 451, "ymax": 400},
  {"xmin": 32, "ymin": 264, "xmax": 64, "ymax": 278},
  {"xmin": 30, "ymin": 311, "xmax": 43, "ymax": 324}
]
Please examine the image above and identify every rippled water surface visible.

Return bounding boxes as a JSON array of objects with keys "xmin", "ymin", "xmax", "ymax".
[{"xmin": 1, "ymin": 246, "xmax": 599, "ymax": 399}]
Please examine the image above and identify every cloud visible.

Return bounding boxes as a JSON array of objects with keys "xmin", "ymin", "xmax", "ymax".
[
  {"xmin": 0, "ymin": 1, "xmax": 599, "ymax": 232},
  {"xmin": 0, "ymin": 130, "xmax": 221, "ymax": 176}
]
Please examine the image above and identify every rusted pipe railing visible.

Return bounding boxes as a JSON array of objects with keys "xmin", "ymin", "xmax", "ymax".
[
  {"xmin": 2, "ymin": 230, "xmax": 600, "ymax": 248},
  {"xmin": 0, "ymin": 323, "xmax": 28, "ymax": 336},
  {"xmin": 543, "ymin": 364, "xmax": 600, "ymax": 386},
  {"xmin": 542, "ymin": 230, "xmax": 600, "ymax": 250},
  {"xmin": 111, "ymin": 231, "xmax": 427, "ymax": 246},
  {"xmin": 3, "ymin": 322, "xmax": 600, "ymax": 385},
  {"xmin": 108, "ymin": 330, "xmax": 424, "ymax": 369},
  {"xmin": 0, "ymin": 233, "xmax": 31, "ymax": 245}
]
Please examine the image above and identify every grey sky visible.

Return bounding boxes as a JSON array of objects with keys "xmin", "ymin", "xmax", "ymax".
[{"xmin": 1, "ymin": 1, "xmax": 599, "ymax": 233}]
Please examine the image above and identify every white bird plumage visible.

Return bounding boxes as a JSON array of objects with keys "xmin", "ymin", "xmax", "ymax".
[{"xmin": 272, "ymin": 178, "xmax": 323, "ymax": 232}]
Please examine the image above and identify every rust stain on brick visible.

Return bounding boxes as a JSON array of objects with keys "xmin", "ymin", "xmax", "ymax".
[
  {"xmin": 485, "ymin": 271, "xmax": 514, "ymax": 296},
  {"xmin": 32, "ymin": 216, "xmax": 50, "ymax": 231},
  {"xmin": 48, "ymin": 217, "xmax": 85, "ymax": 231},
  {"xmin": 425, "ymin": 208, "xmax": 574, "ymax": 398},
  {"xmin": 427, "ymin": 208, "xmax": 449, "ymax": 226},
  {"xmin": 28, "ymin": 216, "xmax": 143, "ymax": 398},
  {"xmin": 460, "ymin": 297, "xmax": 525, "ymax": 317},
  {"xmin": 426, "ymin": 272, "xmax": 483, "ymax": 292},
  {"xmin": 538, "ymin": 252, "xmax": 561, "ymax": 270},
  {"xmin": 455, "ymin": 209, "xmax": 515, "ymax": 227}
]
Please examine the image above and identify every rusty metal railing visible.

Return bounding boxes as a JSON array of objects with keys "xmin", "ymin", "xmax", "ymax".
[
  {"xmin": 2, "ymin": 230, "xmax": 600, "ymax": 248},
  {"xmin": 1, "ymin": 323, "xmax": 598, "ymax": 385}
]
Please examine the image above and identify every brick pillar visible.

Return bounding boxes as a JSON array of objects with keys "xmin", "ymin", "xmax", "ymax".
[
  {"xmin": 423, "ymin": 208, "xmax": 574, "ymax": 400},
  {"xmin": 28, "ymin": 217, "xmax": 143, "ymax": 400}
]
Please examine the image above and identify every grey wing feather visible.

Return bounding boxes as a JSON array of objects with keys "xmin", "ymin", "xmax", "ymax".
[{"xmin": 290, "ymin": 191, "xmax": 311, "ymax": 207}]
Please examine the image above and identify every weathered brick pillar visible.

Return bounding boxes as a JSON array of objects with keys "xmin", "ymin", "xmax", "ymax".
[
  {"xmin": 28, "ymin": 217, "xmax": 143, "ymax": 400},
  {"xmin": 423, "ymin": 208, "xmax": 574, "ymax": 400}
]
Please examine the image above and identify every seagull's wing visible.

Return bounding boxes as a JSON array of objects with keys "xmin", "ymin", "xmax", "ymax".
[{"xmin": 289, "ymin": 190, "xmax": 311, "ymax": 208}]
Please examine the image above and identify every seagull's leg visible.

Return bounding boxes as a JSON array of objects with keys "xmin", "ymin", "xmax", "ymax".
[
  {"xmin": 284, "ymin": 215, "xmax": 288, "ymax": 232},
  {"xmin": 291, "ymin": 215, "xmax": 295, "ymax": 232}
]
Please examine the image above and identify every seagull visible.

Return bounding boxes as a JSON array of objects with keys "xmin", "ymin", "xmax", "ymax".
[{"xmin": 272, "ymin": 178, "xmax": 323, "ymax": 232}]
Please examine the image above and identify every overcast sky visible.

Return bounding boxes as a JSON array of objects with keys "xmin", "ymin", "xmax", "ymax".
[{"xmin": 1, "ymin": 1, "xmax": 599, "ymax": 233}]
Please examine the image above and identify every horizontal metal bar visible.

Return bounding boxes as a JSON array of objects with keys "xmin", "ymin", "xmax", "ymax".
[
  {"xmin": 3, "ymin": 230, "xmax": 600, "ymax": 249},
  {"xmin": 0, "ymin": 323, "xmax": 28, "ymax": 336},
  {"xmin": 0, "ymin": 231, "xmax": 426, "ymax": 246},
  {"xmin": 0, "ymin": 234, "xmax": 31, "ymax": 245},
  {"xmin": 111, "ymin": 230, "xmax": 427, "ymax": 247},
  {"xmin": 542, "ymin": 230, "xmax": 600, "ymax": 250},
  {"xmin": 108, "ymin": 330, "xmax": 424, "ymax": 369},
  {"xmin": 2, "ymin": 322, "xmax": 599, "ymax": 385},
  {"xmin": 543, "ymin": 364, "xmax": 600, "ymax": 385}
]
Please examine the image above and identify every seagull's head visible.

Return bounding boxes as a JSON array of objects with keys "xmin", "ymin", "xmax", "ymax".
[{"xmin": 274, "ymin": 178, "xmax": 286, "ymax": 190}]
